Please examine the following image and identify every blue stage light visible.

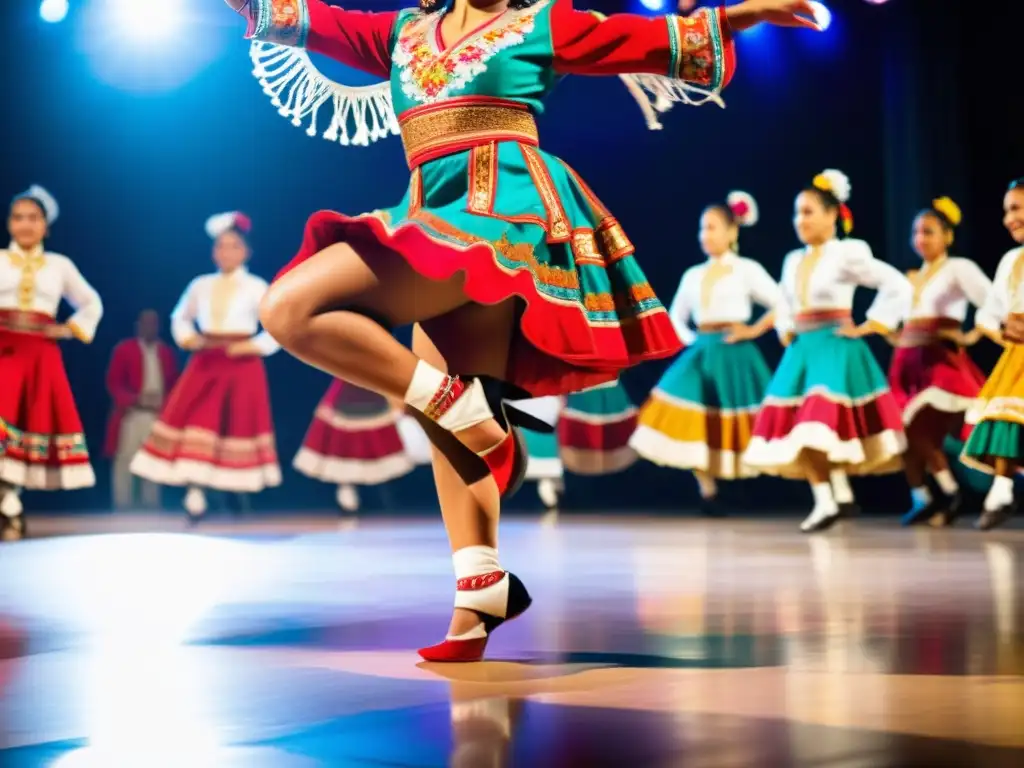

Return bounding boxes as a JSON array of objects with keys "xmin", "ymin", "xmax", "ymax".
[
  {"xmin": 109, "ymin": 0, "xmax": 184, "ymax": 44},
  {"xmin": 640, "ymin": 0, "xmax": 666, "ymax": 11},
  {"xmin": 40, "ymin": 0, "xmax": 69, "ymax": 24}
]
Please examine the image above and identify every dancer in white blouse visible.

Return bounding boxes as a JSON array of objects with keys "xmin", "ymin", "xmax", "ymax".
[
  {"xmin": 743, "ymin": 170, "xmax": 912, "ymax": 532},
  {"xmin": 961, "ymin": 178, "xmax": 1024, "ymax": 530},
  {"xmin": 631, "ymin": 192, "xmax": 780, "ymax": 509},
  {"xmin": 888, "ymin": 197, "xmax": 991, "ymax": 526},
  {"xmin": 0, "ymin": 185, "xmax": 103, "ymax": 531},
  {"xmin": 131, "ymin": 212, "xmax": 282, "ymax": 519}
]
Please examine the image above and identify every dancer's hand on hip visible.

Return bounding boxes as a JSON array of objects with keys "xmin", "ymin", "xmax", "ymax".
[
  {"xmin": 1003, "ymin": 315, "xmax": 1024, "ymax": 345},
  {"xmin": 725, "ymin": 0, "xmax": 822, "ymax": 32},
  {"xmin": 226, "ymin": 340, "xmax": 260, "ymax": 357}
]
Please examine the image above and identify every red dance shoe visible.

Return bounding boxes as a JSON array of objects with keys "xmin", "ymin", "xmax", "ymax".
[{"xmin": 418, "ymin": 571, "xmax": 532, "ymax": 663}]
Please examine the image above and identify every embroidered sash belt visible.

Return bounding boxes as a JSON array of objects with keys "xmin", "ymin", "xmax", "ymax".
[
  {"xmin": 399, "ymin": 97, "xmax": 539, "ymax": 169},
  {"xmin": 794, "ymin": 309, "xmax": 852, "ymax": 334},
  {"xmin": 0, "ymin": 309, "xmax": 54, "ymax": 335},
  {"xmin": 895, "ymin": 317, "xmax": 960, "ymax": 348}
]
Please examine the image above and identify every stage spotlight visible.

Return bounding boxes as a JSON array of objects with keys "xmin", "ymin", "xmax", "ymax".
[
  {"xmin": 640, "ymin": 0, "xmax": 666, "ymax": 11},
  {"xmin": 40, "ymin": 0, "xmax": 69, "ymax": 24},
  {"xmin": 809, "ymin": 1, "xmax": 832, "ymax": 30},
  {"xmin": 109, "ymin": 0, "xmax": 185, "ymax": 43}
]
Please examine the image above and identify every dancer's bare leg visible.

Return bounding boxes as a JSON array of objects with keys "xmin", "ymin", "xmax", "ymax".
[
  {"xmin": 410, "ymin": 309, "xmax": 516, "ymax": 636},
  {"xmin": 259, "ymin": 242, "xmax": 505, "ymax": 453}
]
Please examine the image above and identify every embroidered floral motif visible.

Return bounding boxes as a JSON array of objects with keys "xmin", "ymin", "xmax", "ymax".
[{"xmin": 394, "ymin": 2, "xmax": 549, "ymax": 104}]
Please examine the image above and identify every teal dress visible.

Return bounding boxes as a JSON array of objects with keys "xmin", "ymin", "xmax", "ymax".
[{"xmin": 243, "ymin": 0, "xmax": 736, "ymax": 396}]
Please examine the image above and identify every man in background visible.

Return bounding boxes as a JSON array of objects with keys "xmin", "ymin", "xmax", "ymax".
[{"xmin": 105, "ymin": 309, "xmax": 178, "ymax": 509}]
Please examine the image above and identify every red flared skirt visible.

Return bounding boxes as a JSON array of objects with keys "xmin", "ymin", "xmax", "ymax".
[
  {"xmin": 0, "ymin": 328, "xmax": 94, "ymax": 490},
  {"xmin": 130, "ymin": 347, "xmax": 281, "ymax": 492},
  {"xmin": 293, "ymin": 379, "xmax": 413, "ymax": 485},
  {"xmin": 273, "ymin": 211, "xmax": 680, "ymax": 397},
  {"xmin": 888, "ymin": 341, "xmax": 985, "ymax": 430},
  {"xmin": 557, "ymin": 386, "xmax": 639, "ymax": 476}
]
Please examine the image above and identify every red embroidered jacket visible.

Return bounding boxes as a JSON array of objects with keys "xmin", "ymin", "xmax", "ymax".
[{"xmin": 104, "ymin": 339, "xmax": 179, "ymax": 456}]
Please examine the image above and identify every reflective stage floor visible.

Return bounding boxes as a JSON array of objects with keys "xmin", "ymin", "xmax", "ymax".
[{"xmin": 1, "ymin": 514, "xmax": 1022, "ymax": 766}]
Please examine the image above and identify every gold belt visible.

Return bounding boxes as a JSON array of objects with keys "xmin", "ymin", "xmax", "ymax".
[{"xmin": 399, "ymin": 97, "xmax": 539, "ymax": 169}]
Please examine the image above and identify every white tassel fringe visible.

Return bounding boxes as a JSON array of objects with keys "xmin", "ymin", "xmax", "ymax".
[
  {"xmin": 620, "ymin": 73, "xmax": 725, "ymax": 131},
  {"xmin": 249, "ymin": 41, "xmax": 399, "ymax": 147}
]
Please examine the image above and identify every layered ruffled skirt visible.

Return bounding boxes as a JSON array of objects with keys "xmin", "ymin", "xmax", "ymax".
[
  {"xmin": 293, "ymin": 380, "xmax": 414, "ymax": 485},
  {"xmin": 0, "ymin": 324, "xmax": 94, "ymax": 490},
  {"xmin": 558, "ymin": 380, "xmax": 638, "ymax": 475},
  {"xmin": 274, "ymin": 136, "xmax": 680, "ymax": 397},
  {"xmin": 630, "ymin": 331, "xmax": 771, "ymax": 478},
  {"xmin": 961, "ymin": 343, "xmax": 1024, "ymax": 474},
  {"xmin": 743, "ymin": 324, "xmax": 906, "ymax": 478}
]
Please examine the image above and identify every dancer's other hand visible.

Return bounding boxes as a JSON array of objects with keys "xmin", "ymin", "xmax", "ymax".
[
  {"xmin": 1003, "ymin": 314, "xmax": 1024, "ymax": 345},
  {"xmin": 725, "ymin": 0, "xmax": 822, "ymax": 32},
  {"xmin": 835, "ymin": 322, "xmax": 877, "ymax": 339},
  {"xmin": 938, "ymin": 327, "xmax": 982, "ymax": 347},
  {"xmin": 226, "ymin": 340, "xmax": 261, "ymax": 357},
  {"xmin": 677, "ymin": 0, "xmax": 699, "ymax": 12}
]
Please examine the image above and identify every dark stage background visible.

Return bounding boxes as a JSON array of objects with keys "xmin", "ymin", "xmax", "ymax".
[{"xmin": 2, "ymin": 0, "xmax": 1021, "ymax": 513}]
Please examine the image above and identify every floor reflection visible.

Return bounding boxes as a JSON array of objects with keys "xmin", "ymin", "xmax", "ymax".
[{"xmin": 0, "ymin": 515, "xmax": 1022, "ymax": 765}]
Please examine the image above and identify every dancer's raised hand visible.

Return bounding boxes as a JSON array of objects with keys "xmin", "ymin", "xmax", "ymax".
[{"xmin": 725, "ymin": 0, "xmax": 822, "ymax": 32}]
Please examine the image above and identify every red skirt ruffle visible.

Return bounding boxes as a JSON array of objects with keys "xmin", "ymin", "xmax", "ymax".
[
  {"xmin": 274, "ymin": 213, "xmax": 681, "ymax": 397},
  {"xmin": 0, "ymin": 329, "xmax": 94, "ymax": 490},
  {"xmin": 293, "ymin": 380, "xmax": 413, "ymax": 485},
  {"xmin": 557, "ymin": 409, "xmax": 638, "ymax": 476},
  {"xmin": 130, "ymin": 348, "xmax": 280, "ymax": 492},
  {"xmin": 888, "ymin": 342, "xmax": 985, "ymax": 427}
]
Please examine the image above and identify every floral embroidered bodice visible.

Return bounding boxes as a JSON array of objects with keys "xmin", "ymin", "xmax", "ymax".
[{"xmin": 389, "ymin": 3, "xmax": 557, "ymax": 113}]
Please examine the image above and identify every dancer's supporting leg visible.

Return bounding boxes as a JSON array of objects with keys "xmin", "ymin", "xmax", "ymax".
[
  {"xmin": 799, "ymin": 449, "xmax": 840, "ymax": 532},
  {"xmin": 903, "ymin": 409, "xmax": 962, "ymax": 525},
  {"xmin": 261, "ymin": 244, "xmax": 532, "ymax": 660}
]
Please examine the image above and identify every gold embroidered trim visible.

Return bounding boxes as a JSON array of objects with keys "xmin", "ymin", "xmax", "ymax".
[
  {"xmin": 700, "ymin": 260, "xmax": 733, "ymax": 313},
  {"xmin": 519, "ymin": 144, "xmax": 570, "ymax": 242},
  {"xmin": 908, "ymin": 256, "xmax": 948, "ymax": 308},
  {"xmin": 796, "ymin": 246, "xmax": 823, "ymax": 310},
  {"xmin": 7, "ymin": 247, "xmax": 45, "ymax": 312},
  {"xmin": 399, "ymin": 102, "xmax": 538, "ymax": 168},
  {"xmin": 408, "ymin": 168, "xmax": 424, "ymax": 214},
  {"xmin": 469, "ymin": 143, "xmax": 497, "ymax": 215},
  {"xmin": 596, "ymin": 219, "xmax": 634, "ymax": 262}
]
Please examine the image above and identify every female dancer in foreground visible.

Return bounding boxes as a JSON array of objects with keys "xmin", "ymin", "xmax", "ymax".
[
  {"xmin": 131, "ymin": 212, "xmax": 282, "ymax": 518},
  {"xmin": 960, "ymin": 179, "xmax": 1024, "ymax": 530},
  {"xmin": 743, "ymin": 170, "xmax": 911, "ymax": 533},
  {"xmin": 0, "ymin": 186, "xmax": 103, "ymax": 532},
  {"xmin": 630, "ymin": 192, "xmax": 779, "ymax": 508},
  {"xmin": 889, "ymin": 198, "xmax": 991, "ymax": 526},
  {"xmin": 226, "ymin": 0, "xmax": 820, "ymax": 661}
]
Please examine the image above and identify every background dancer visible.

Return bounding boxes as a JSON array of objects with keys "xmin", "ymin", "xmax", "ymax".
[
  {"xmin": 130, "ymin": 212, "xmax": 281, "ymax": 520},
  {"xmin": 630, "ymin": 191, "xmax": 779, "ymax": 511},
  {"xmin": 293, "ymin": 379, "xmax": 415, "ymax": 513},
  {"xmin": 960, "ymin": 179, "xmax": 1024, "ymax": 530},
  {"xmin": 559, "ymin": 380, "xmax": 639, "ymax": 477},
  {"xmin": 890, "ymin": 198, "xmax": 991, "ymax": 526},
  {"xmin": 0, "ymin": 185, "xmax": 103, "ymax": 533},
  {"xmin": 743, "ymin": 170, "xmax": 911, "ymax": 533},
  {"xmin": 105, "ymin": 309, "xmax": 179, "ymax": 510}
]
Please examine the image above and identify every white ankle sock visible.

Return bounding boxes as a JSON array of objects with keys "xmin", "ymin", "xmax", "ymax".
[
  {"xmin": 811, "ymin": 482, "xmax": 838, "ymax": 512},
  {"xmin": 984, "ymin": 475, "xmax": 1015, "ymax": 512},
  {"xmin": 933, "ymin": 469, "xmax": 959, "ymax": 495},
  {"xmin": 911, "ymin": 486, "xmax": 932, "ymax": 507},
  {"xmin": 449, "ymin": 545, "xmax": 509, "ymax": 640},
  {"xmin": 829, "ymin": 469, "xmax": 854, "ymax": 504},
  {"xmin": 694, "ymin": 471, "xmax": 717, "ymax": 500},
  {"xmin": 404, "ymin": 361, "xmax": 492, "ymax": 432}
]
